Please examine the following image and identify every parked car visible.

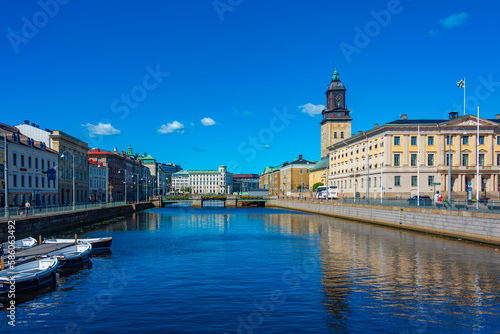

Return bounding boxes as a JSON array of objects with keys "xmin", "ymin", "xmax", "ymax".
[{"xmin": 407, "ymin": 195, "xmax": 432, "ymax": 206}]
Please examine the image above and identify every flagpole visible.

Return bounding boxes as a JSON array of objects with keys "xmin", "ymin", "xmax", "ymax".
[
  {"xmin": 463, "ymin": 77, "xmax": 466, "ymax": 116},
  {"xmin": 476, "ymin": 104, "xmax": 480, "ymax": 211},
  {"xmin": 417, "ymin": 124, "xmax": 420, "ymax": 207}
]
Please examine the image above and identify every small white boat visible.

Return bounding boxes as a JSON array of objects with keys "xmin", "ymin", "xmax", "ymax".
[
  {"xmin": 43, "ymin": 243, "xmax": 92, "ymax": 268},
  {"xmin": 1, "ymin": 237, "xmax": 38, "ymax": 253},
  {"xmin": 44, "ymin": 237, "xmax": 112, "ymax": 250},
  {"xmin": 0, "ymin": 257, "xmax": 58, "ymax": 294}
]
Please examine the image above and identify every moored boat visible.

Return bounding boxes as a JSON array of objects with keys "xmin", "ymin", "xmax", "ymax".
[
  {"xmin": 1, "ymin": 237, "xmax": 38, "ymax": 253},
  {"xmin": 44, "ymin": 237, "xmax": 112, "ymax": 250},
  {"xmin": 43, "ymin": 243, "xmax": 92, "ymax": 268},
  {"xmin": 0, "ymin": 257, "xmax": 59, "ymax": 294}
]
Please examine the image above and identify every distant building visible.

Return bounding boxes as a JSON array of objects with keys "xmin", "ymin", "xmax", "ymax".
[
  {"xmin": 171, "ymin": 170, "xmax": 189, "ymax": 192},
  {"xmin": 260, "ymin": 155, "xmax": 316, "ymax": 195},
  {"xmin": 232, "ymin": 174, "xmax": 259, "ymax": 193},
  {"xmin": 178, "ymin": 166, "xmax": 233, "ymax": 194},
  {"xmin": 88, "ymin": 159, "xmax": 106, "ymax": 202}
]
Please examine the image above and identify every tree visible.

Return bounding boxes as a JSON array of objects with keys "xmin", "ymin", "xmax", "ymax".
[{"xmin": 312, "ymin": 182, "xmax": 324, "ymax": 191}]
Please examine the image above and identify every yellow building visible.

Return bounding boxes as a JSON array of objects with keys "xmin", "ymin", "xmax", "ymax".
[
  {"xmin": 328, "ymin": 113, "xmax": 500, "ymax": 199},
  {"xmin": 309, "ymin": 157, "xmax": 328, "ymax": 190}
]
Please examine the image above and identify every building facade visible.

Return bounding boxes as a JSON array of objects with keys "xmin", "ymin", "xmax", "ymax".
[
  {"xmin": 1, "ymin": 122, "xmax": 59, "ymax": 207},
  {"xmin": 232, "ymin": 174, "xmax": 260, "ymax": 193},
  {"xmin": 16, "ymin": 122, "xmax": 90, "ymax": 204},
  {"xmin": 171, "ymin": 171, "xmax": 189, "ymax": 192},
  {"xmin": 189, "ymin": 166, "xmax": 233, "ymax": 194},
  {"xmin": 279, "ymin": 155, "xmax": 316, "ymax": 195},
  {"xmin": 328, "ymin": 113, "xmax": 500, "ymax": 199},
  {"xmin": 88, "ymin": 159, "xmax": 106, "ymax": 202}
]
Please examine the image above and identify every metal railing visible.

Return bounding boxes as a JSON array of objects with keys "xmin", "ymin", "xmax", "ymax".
[
  {"xmin": 276, "ymin": 195, "xmax": 500, "ymax": 213},
  {"xmin": 0, "ymin": 201, "xmax": 127, "ymax": 220}
]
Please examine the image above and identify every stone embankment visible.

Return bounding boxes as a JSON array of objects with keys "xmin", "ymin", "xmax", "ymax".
[{"xmin": 267, "ymin": 197, "xmax": 500, "ymax": 246}]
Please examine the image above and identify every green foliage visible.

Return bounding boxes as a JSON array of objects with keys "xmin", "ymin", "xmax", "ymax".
[{"xmin": 312, "ymin": 182, "xmax": 324, "ymax": 191}]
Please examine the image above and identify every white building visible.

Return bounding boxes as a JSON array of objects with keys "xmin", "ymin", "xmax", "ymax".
[
  {"xmin": 171, "ymin": 170, "xmax": 189, "ymax": 192},
  {"xmin": 0, "ymin": 123, "xmax": 59, "ymax": 207},
  {"xmin": 189, "ymin": 166, "xmax": 233, "ymax": 194}
]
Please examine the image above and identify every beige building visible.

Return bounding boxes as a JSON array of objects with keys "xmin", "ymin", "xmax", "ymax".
[{"xmin": 328, "ymin": 113, "xmax": 500, "ymax": 199}]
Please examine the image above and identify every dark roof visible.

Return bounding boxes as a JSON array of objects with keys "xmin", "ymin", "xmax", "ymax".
[{"xmin": 287, "ymin": 157, "xmax": 316, "ymax": 165}]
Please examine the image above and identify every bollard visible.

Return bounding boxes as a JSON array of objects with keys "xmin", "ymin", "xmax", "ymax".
[
  {"xmin": 39, "ymin": 235, "xmax": 42, "ymax": 245},
  {"xmin": 75, "ymin": 234, "xmax": 78, "ymax": 245},
  {"xmin": 1, "ymin": 258, "xmax": 3, "ymax": 270}
]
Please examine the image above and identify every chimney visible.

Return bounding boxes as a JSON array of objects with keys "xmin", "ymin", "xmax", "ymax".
[
  {"xmin": 449, "ymin": 111, "xmax": 458, "ymax": 119},
  {"xmin": 299, "ymin": 154, "xmax": 303, "ymax": 160},
  {"xmin": 400, "ymin": 114, "xmax": 407, "ymax": 120},
  {"xmin": 45, "ymin": 128, "xmax": 50, "ymax": 132},
  {"xmin": 358, "ymin": 130, "xmax": 363, "ymax": 135},
  {"xmin": 36, "ymin": 125, "xmax": 39, "ymax": 128},
  {"xmin": 31, "ymin": 122, "xmax": 35, "ymax": 127},
  {"xmin": 496, "ymin": 114, "xmax": 500, "ymax": 119},
  {"xmin": 114, "ymin": 147, "xmax": 118, "ymax": 153},
  {"xmin": 351, "ymin": 134, "xmax": 355, "ymax": 137},
  {"xmin": 24, "ymin": 120, "xmax": 29, "ymax": 125},
  {"xmin": 374, "ymin": 123, "xmax": 378, "ymax": 128}
]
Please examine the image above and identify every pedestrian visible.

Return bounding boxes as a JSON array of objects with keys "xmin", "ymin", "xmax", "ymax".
[
  {"xmin": 434, "ymin": 191, "xmax": 440, "ymax": 204},
  {"xmin": 25, "ymin": 200, "xmax": 31, "ymax": 216}
]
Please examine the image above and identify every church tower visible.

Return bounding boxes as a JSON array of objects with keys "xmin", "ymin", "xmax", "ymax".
[{"xmin": 320, "ymin": 68, "xmax": 352, "ymax": 157}]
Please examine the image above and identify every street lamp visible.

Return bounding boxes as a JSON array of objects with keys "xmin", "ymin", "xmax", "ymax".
[
  {"xmin": 0, "ymin": 129, "xmax": 9, "ymax": 219},
  {"xmin": 118, "ymin": 168, "xmax": 127, "ymax": 203},
  {"xmin": 60, "ymin": 152, "xmax": 75, "ymax": 211}
]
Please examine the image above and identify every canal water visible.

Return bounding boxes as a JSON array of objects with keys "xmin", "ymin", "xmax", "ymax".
[{"xmin": 2, "ymin": 207, "xmax": 500, "ymax": 333}]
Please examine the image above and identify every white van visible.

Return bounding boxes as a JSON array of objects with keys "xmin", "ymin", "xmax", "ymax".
[
  {"xmin": 318, "ymin": 186, "xmax": 338, "ymax": 199},
  {"xmin": 315, "ymin": 186, "xmax": 327, "ymax": 198}
]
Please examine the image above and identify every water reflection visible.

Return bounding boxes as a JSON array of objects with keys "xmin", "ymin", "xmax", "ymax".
[{"xmin": 267, "ymin": 212, "xmax": 500, "ymax": 332}]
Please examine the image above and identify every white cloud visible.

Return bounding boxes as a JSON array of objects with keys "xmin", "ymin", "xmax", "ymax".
[
  {"xmin": 440, "ymin": 12, "xmax": 469, "ymax": 29},
  {"xmin": 82, "ymin": 122, "xmax": 120, "ymax": 137},
  {"xmin": 201, "ymin": 117, "xmax": 216, "ymax": 126},
  {"xmin": 299, "ymin": 103, "xmax": 325, "ymax": 117},
  {"xmin": 158, "ymin": 121, "xmax": 185, "ymax": 134}
]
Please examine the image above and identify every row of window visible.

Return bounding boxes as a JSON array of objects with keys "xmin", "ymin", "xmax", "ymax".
[
  {"xmin": 11, "ymin": 153, "xmax": 56, "ymax": 169},
  {"xmin": 394, "ymin": 135, "xmax": 493, "ymax": 147},
  {"xmin": 333, "ymin": 175, "xmax": 437, "ymax": 189},
  {"xmin": 59, "ymin": 150, "xmax": 87, "ymax": 166},
  {"xmin": 332, "ymin": 138, "xmax": 384, "ymax": 160},
  {"xmin": 394, "ymin": 153, "xmax": 492, "ymax": 167},
  {"xmin": 59, "ymin": 167, "xmax": 87, "ymax": 181},
  {"xmin": 11, "ymin": 174, "xmax": 56, "ymax": 188}
]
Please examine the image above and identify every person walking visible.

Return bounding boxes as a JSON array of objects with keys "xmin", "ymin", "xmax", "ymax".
[{"xmin": 25, "ymin": 200, "xmax": 31, "ymax": 216}]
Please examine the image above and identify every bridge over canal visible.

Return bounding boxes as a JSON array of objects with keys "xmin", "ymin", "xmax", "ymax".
[{"xmin": 152, "ymin": 195, "xmax": 268, "ymax": 208}]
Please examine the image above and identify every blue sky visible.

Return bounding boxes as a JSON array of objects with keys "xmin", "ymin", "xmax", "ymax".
[{"xmin": 1, "ymin": 0, "xmax": 499, "ymax": 173}]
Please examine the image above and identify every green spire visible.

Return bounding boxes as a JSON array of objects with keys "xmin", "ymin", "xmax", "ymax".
[
  {"xmin": 127, "ymin": 144, "xmax": 133, "ymax": 156},
  {"xmin": 332, "ymin": 63, "xmax": 339, "ymax": 80}
]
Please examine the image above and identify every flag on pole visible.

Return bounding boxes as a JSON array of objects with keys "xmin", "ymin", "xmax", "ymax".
[{"xmin": 457, "ymin": 79, "xmax": 465, "ymax": 88}]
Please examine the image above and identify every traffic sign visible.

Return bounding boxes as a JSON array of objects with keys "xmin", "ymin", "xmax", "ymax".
[
  {"xmin": 468, "ymin": 182, "xmax": 473, "ymax": 187},
  {"xmin": 431, "ymin": 182, "xmax": 441, "ymax": 185}
]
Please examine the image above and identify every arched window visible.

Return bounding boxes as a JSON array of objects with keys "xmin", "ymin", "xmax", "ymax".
[
  {"xmin": 334, "ymin": 132, "xmax": 337, "ymax": 138},
  {"xmin": 340, "ymin": 132, "xmax": 344, "ymax": 138}
]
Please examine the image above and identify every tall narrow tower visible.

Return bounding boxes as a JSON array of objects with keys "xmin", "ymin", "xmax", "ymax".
[{"xmin": 320, "ymin": 68, "xmax": 352, "ymax": 157}]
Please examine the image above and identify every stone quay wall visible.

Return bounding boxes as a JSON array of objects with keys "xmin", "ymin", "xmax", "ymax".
[{"xmin": 267, "ymin": 198, "xmax": 500, "ymax": 246}]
